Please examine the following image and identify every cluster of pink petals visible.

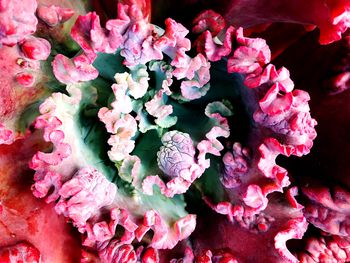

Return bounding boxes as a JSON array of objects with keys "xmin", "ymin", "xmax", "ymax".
[
  {"xmin": 27, "ymin": 85, "xmax": 196, "ymax": 257},
  {"xmin": 27, "ymin": 86, "xmax": 107, "ymax": 206},
  {"xmin": 200, "ymin": 110, "xmax": 291, "ymax": 219},
  {"xmin": 33, "ymin": 165, "xmax": 119, "ymax": 247},
  {"xmin": 43, "ymin": 167, "xmax": 190, "ymax": 255},
  {"xmin": 193, "ymin": 9, "xmax": 317, "ymax": 210},
  {"xmin": 257, "ymin": 138, "xmax": 292, "ymax": 190},
  {"xmin": 142, "ymin": 101, "xmax": 231, "ymax": 197},
  {"xmin": 274, "ymin": 216, "xmax": 309, "ymax": 262},
  {"xmin": 82, "ymin": 207, "xmax": 137, "ymax": 248},
  {"xmin": 82, "ymin": 203, "xmax": 196, "ymax": 252},
  {"xmin": 19, "ymin": 36, "xmax": 51, "ymax": 61},
  {"xmin": 194, "ymin": 9, "xmax": 318, "ymax": 160},
  {"xmin": 54, "ymin": 3, "xmax": 211, "ymax": 101},
  {"xmin": 194, "ymin": 12, "xmax": 271, "ymax": 78},
  {"xmin": 176, "ymin": 54, "xmax": 211, "ymax": 100},
  {"xmin": 135, "ymin": 210, "xmax": 196, "ymax": 250},
  {"xmin": 192, "ymin": 10, "xmax": 226, "ymax": 37},
  {"xmin": 2, "ymin": 35, "xmax": 50, "ymax": 88},
  {"xmin": 70, "ymin": 4, "xmax": 148, "ymax": 63},
  {"xmin": 159, "ymin": 19, "xmax": 211, "ymax": 100},
  {"xmin": 204, "ymin": 195, "xmax": 275, "ymax": 229},
  {"xmin": 99, "ymin": 242, "xmax": 139, "ymax": 263},
  {"xmin": 189, "ymin": 10, "xmax": 320, "ymax": 262}
]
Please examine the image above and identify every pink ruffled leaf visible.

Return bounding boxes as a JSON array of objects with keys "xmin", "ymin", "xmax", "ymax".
[
  {"xmin": 135, "ymin": 210, "xmax": 196, "ymax": 249},
  {"xmin": 303, "ymin": 185, "xmax": 350, "ymax": 237},
  {"xmin": 31, "ymin": 171, "xmax": 62, "ymax": 203},
  {"xmin": 157, "ymin": 18, "xmax": 191, "ymax": 68},
  {"xmin": 20, "ymin": 37, "xmax": 51, "ymax": 61},
  {"xmin": 254, "ymin": 87, "xmax": 317, "ymax": 157},
  {"xmin": 99, "ymin": 242, "xmax": 137, "ymax": 263},
  {"xmin": 193, "ymin": 195, "xmax": 307, "ymax": 263},
  {"xmin": 192, "ymin": 10, "xmax": 226, "ymax": 36},
  {"xmin": 98, "ymin": 74, "xmax": 138, "ymax": 162},
  {"xmin": 258, "ymin": 83, "xmax": 293, "ymax": 116},
  {"xmin": 221, "ymin": 142, "xmax": 250, "ymax": 189},
  {"xmin": 36, "ymin": 4, "xmax": 74, "ymax": 27},
  {"xmin": 297, "ymin": 235, "xmax": 350, "ymax": 263},
  {"xmin": 244, "ymin": 64, "xmax": 294, "ymax": 90},
  {"xmin": 194, "ymin": 26, "xmax": 235, "ymax": 62},
  {"xmin": 55, "ymin": 167, "xmax": 117, "ymax": 231},
  {"xmin": 71, "ymin": 12, "xmax": 122, "ymax": 62},
  {"xmin": 197, "ymin": 102, "xmax": 232, "ymax": 167},
  {"xmin": 30, "ymin": 85, "xmax": 115, "ymax": 203},
  {"xmin": 78, "ymin": 182, "xmax": 197, "ymax": 251},
  {"xmin": 274, "ymin": 216, "xmax": 308, "ymax": 263},
  {"xmin": 227, "ymin": 28, "xmax": 271, "ymax": 76},
  {"xmin": 145, "ymin": 90, "xmax": 177, "ymax": 128},
  {"xmin": 119, "ymin": 155, "xmax": 142, "ymax": 185},
  {"xmin": 242, "ymin": 184, "xmax": 268, "ymax": 210},
  {"xmin": 52, "ymin": 54, "xmax": 99, "ymax": 84}
]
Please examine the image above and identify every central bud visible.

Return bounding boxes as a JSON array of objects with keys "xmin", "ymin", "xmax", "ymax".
[{"xmin": 157, "ymin": 130, "xmax": 196, "ymax": 179}]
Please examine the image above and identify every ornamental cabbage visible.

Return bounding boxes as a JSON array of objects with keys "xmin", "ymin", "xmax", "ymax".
[{"xmin": 0, "ymin": 0, "xmax": 349, "ymax": 262}]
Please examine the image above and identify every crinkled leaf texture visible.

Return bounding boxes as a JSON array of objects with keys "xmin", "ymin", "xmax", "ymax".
[{"xmin": 28, "ymin": 84, "xmax": 196, "ymax": 260}]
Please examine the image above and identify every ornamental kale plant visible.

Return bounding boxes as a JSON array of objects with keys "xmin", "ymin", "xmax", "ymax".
[{"xmin": 0, "ymin": 0, "xmax": 349, "ymax": 262}]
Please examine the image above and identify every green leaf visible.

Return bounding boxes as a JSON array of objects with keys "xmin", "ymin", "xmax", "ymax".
[
  {"xmin": 194, "ymin": 155, "xmax": 226, "ymax": 203},
  {"xmin": 133, "ymin": 130, "xmax": 163, "ymax": 176},
  {"xmin": 93, "ymin": 50, "xmax": 127, "ymax": 81}
]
